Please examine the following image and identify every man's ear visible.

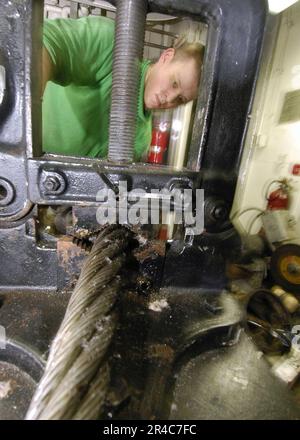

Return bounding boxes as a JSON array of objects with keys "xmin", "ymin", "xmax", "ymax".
[{"xmin": 159, "ymin": 48, "xmax": 175, "ymax": 64}]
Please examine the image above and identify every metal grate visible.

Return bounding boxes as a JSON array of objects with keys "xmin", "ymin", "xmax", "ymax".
[{"xmin": 44, "ymin": 0, "xmax": 179, "ymax": 59}]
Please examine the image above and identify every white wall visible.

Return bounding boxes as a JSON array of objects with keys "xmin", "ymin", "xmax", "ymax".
[{"xmin": 232, "ymin": 1, "xmax": 300, "ymax": 234}]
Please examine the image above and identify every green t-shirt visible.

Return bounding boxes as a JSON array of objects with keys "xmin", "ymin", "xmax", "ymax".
[{"xmin": 43, "ymin": 16, "xmax": 152, "ymax": 161}]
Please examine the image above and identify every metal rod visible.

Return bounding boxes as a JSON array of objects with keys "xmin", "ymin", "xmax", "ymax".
[{"xmin": 108, "ymin": 0, "xmax": 148, "ymax": 162}]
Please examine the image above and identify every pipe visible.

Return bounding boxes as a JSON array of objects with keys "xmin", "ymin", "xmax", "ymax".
[{"xmin": 108, "ymin": 0, "xmax": 148, "ymax": 162}]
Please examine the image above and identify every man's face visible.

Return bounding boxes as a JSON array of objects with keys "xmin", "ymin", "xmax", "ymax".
[{"xmin": 144, "ymin": 48, "xmax": 199, "ymax": 110}]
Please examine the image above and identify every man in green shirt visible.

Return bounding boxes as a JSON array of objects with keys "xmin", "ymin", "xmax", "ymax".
[{"xmin": 42, "ymin": 16, "xmax": 203, "ymax": 161}]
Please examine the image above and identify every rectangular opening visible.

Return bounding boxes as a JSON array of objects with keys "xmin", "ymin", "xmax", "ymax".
[{"xmin": 40, "ymin": 0, "xmax": 207, "ymax": 171}]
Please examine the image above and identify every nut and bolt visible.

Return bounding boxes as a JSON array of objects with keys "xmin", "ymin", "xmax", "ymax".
[
  {"xmin": 43, "ymin": 176, "xmax": 61, "ymax": 192},
  {"xmin": 41, "ymin": 171, "xmax": 66, "ymax": 196}
]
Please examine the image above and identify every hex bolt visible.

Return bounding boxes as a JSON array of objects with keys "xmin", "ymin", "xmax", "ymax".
[
  {"xmin": 41, "ymin": 171, "xmax": 66, "ymax": 196},
  {"xmin": 43, "ymin": 176, "xmax": 61, "ymax": 192}
]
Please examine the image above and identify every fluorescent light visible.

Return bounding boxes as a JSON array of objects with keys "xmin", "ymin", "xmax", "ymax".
[{"xmin": 268, "ymin": 0, "xmax": 299, "ymax": 14}]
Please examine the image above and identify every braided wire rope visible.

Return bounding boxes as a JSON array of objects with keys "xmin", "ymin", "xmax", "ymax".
[{"xmin": 26, "ymin": 226, "xmax": 132, "ymax": 420}]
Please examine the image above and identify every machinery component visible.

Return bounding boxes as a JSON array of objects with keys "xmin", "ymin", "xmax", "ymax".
[
  {"xmin": 29, "ymin": 159, "xmax": 197, "ymax": 206},
  {"xmin": 167, "ymin": 102, "xmax": 194, "ymax": 170},
  {"xmin": 26, "ymin": 226, "xmax": 133, "ymax": 420},
  {"xmin": 138, "ymin": 288, "xmax": 243, "ymax": 419},
  {"xmin": 262, "ymin": 210, "xmax": 299, "ymax": 247},
  {"xmin": 204, "ymin": 196, "xmax": 231, "ymax": 231},
  {"xmin": 227, "ymin": 258, "xmax": 267, "ymax": 289},
  {"xmin": 108, "ymin": 0, "xmax": 148, "ymax": 162},
  {"xmin": 246, "ymin": 288, "xmax": 291, "ymax": 355},
  {"xmin": 40, "ymin": 171, "xmax": 67, "ymax": 196},
  {"xmin": 270, "ymin": 244, "xmax": 300, "ymax": 295},
  {"xmin": 0, "ymin": 340, "xmax": 44, "ymax": 420},
  {"xmin": 0, "ymin": 0, "xmax": 268, "ymax": 235},
  {"xmin": 271, "ymin": 285, "xmax": 299, "ymax": 314},
  {"xmin": 169, "ymin": 330, "xmax": 300, "ymax": 420},
  {"xmin": 0, "ymin": 0, "xmax": 42, "ymax": 221},
  {"xmin": 0, "ymin": 178, "xmax": 15, "ymax": 206},
  {"xmin": 271, "ymin": 346, "xmax": 300, "ymax": 388},
  {"xmin": 186, "ymin": 0, "xmax": 267, "ymax": 207},
  {"xmin": 4, "ymin": 0, "xmax": 297, "ymax": 421},
  {"xmin": 72, "ymin": 235, "xmax": 93, "ymax": 252}
]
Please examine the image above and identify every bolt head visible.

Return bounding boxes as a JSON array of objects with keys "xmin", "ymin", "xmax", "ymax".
[
  {"xmin": 213, "ymin": 205, "xmax": 228, "ymax": 220},
  {"xmin": 43, "ymin": 176, "xmax": 60, "ymax": 192}
]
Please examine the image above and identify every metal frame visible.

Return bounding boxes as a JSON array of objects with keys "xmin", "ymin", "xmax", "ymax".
[{"xmin": 0, "ymin": 0, "xmax": 267, "ymax": 233}]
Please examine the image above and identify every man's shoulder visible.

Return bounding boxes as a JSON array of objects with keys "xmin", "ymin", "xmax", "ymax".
[
  {"xmin": 81, "ymin": 15, "xmax": 115, "ymax": 31},
  {"xmin": 44, "ymin": 15, "xmax": 115, "ymax": 34}
]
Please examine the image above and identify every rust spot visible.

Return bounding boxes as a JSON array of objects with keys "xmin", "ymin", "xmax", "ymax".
[
  {"xmin": 148, "ymin": 344, "xmax": 175, "ymax": 362},
  {"xmin": 57, "ymin": 237, "xmax": 88, "ymax": 287},
  {"xmin": 133, "ymin": 240, "xmax": 166, "ymax": 262},
  {"xmin": 57, "ymin": 237, "xmax": 87, "ymax": 267}
]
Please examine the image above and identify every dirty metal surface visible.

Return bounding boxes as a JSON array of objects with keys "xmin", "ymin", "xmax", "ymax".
[
  {"xmin": 0, "ymin": 290, "xmax": 70, "ymax": 420},
  {"xmin": 0, "ymin": 291, "xmax": 71, "ymax": 357},
  {"xmin": 0, "ymin": 340, "xmax": 44, "ymax": 420},
  {"xmin": 170, "ymin": 330, "xmax": 300, "ymax": 420},
  {"xmin": 0, "ymin": 361, "xmax": 36, "ymax": 420},
  {"xmin": 108, "ymin": 287, "xmax": 244, "ymax": 419}
]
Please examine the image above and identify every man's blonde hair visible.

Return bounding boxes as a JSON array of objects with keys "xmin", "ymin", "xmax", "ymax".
[{"xmin": 172, "ymin": 35, "xmax": 204, "ymax": 76}]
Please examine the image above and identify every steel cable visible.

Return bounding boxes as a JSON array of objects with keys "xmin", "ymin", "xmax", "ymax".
[{"xmin": 26, "ymin": 226, "xmax": 132, "ymax": 420}]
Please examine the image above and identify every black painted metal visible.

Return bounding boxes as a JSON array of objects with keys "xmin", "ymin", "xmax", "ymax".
[
  {"xmin": 109, "ymin": 0, "xmax": 267, "ymax": 220},
  {"xmin": 0, "ymin": 0, "xmax": 267, "ymax": 233},
  {"xmin": 0, "ymin": 0, "xmax": 268, "ymax": 300},
  {"xmin": 27, "ymin": 157, "xmax": 196, "ymax": 205},
  {"xmin": 0, "ymin": 0, "xmax": 42, "ymax": 223},
  {"xmin": 1, "ymin": 2, "xmax": 299, "ymax": 420},
  {"xmin": 0, "ymin": 0, "xmax": 268, "ymax": 292}
]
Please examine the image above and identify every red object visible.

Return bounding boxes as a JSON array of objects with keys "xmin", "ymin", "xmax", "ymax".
[
  {"xmin": 267, "ymin": 186, "xmax": 289, "ymax": 210},
  {"xmin": 147, "ymin": 129, "xmax": 170, "ymax": 164},
  {"xmin": 148, "ymin": 114, "xmax": 171, "ymax": 164},
  {"xmin": 292, "ymin": 164, "xmax": 300, "ymax": 176},
  {"xmin": 158, "ymin": 225, "xmax": 168, "ymax": 241}
]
